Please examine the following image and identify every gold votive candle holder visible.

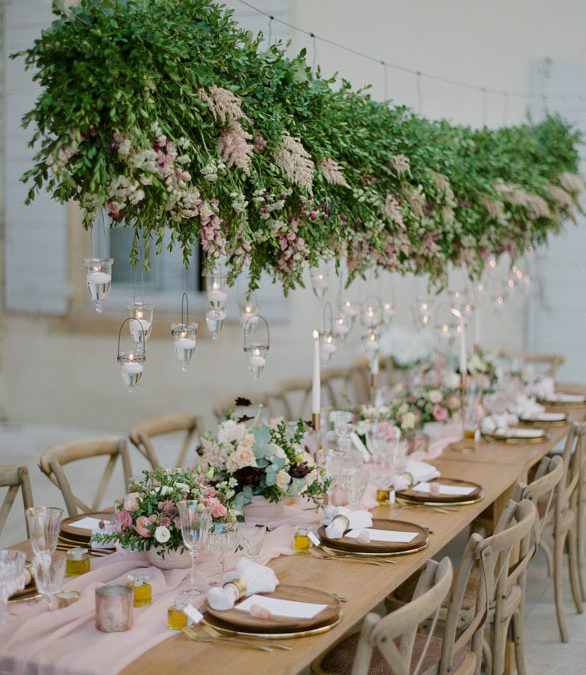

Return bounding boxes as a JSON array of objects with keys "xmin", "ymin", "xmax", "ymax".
[{"xmin": 95, "ymin": 584, "xmax": 134, "ymax": 632}]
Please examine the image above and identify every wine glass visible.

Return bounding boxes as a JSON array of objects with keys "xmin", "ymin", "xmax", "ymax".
[
  {"xmin": 239, "ymin": 524, "xmax": 266, "ymax": 562},
  {"xmin": 205, "ymin": 522, "xmax": 239, "ymax": 585},
  {"xmin": 31, "ymin": 552, "xmax": 66, "ymax": 610},
  {"xmin": 177, "ymin": 501, "xmax": 209, "ymax": 593},
  {"xmin": 26, "ymin": 507, "xmax": 63, "ymax": 556},
  {"xmin": 0, "ymin": 550, "xmax": 27, "ymax": 623}
]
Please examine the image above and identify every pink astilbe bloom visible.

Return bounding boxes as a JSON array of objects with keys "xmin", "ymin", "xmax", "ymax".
[
  {"xmin": 218, "ymin": 122, "xmax": 254, "ymax": 175},
  {"xmin": 384, "ymin": 194, "xmax": 405, "ymax": 227},
  {"xmin": 558, "ymin": 171, "xmax": 584, "ymax": 195},
  {"xmin": 198, "ymin": 86, "xmax": 252, "ymax": 124},
  {"xmin": 547, "ymin": 184, "xmax": 576, "ymax": 217},
  {"xmin": 388, "ymin": 154, "xmax": 411, "ymax": 177},
  {"xmin": 318, "ymin": 158, "xmax": 350, "ymax": 188},
  {"xmin": 402, "ymin": 183, "xmax": 426, "ymax": 218},
  {"xmin": 274, "ymin": 132, "xmax": 315, "ymax": 195}
]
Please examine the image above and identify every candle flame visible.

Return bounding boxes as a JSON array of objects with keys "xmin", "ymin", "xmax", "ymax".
[
  {"xmin": 450, "ymin": 307, "xmax": 462, "ymax": 319},
  {"xmin": 129, "ymin": 353, "xmax": 134, "ymax": 361},
  {"xmin": 312, "ymin": 329, "xmax": 319, "ymax": 340}
]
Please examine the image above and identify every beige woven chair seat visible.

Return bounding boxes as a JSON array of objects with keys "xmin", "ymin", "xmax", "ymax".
[{"xmin": 315, "ymin": 630, "xmax": 470, "ymax": 675}]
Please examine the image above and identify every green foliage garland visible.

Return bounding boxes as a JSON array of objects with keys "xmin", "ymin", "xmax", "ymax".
[{"xmin": 17, "ymin": 0, "xmax": 583, "ymax": 292}]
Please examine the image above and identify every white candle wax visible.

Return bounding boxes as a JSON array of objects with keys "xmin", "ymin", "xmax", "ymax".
[
  {"xmin": 121, "ymin": 361, "xmax": 144, "ymax": 375},
  {"xmin": 459, "ymin": 317, "xmax": 467, "ymax": 378},
  {"xmin": 208, "ymin": 289, "xmax": 227, "ymax": 303},
  {"xmin": 370, "ymin": 355, "xmax": 380, "ymax": 376},
  {"xmin": 365, "ymin": 339, "xmax": 379, "ymax": 352},
  {"xmin": 87, "ymin": 271, "xmax": 111, "ymax": 284},
  {"xmin": 312, "ymin": 330, "xmax": 320, "ymax": 415},
  {"xmin": 249, "ymin": 355, "xmax": 266, "ymax": 368},
  {"xmin": 335, "ymin": 322, "xmax": 349, "ymax": 335},
  {"xmin": 342, "ymin": 303, "xmax": 357, "ymax": 317},
  {"xmin": 175, "ymin": 337, "xmax": 196, "ymax": 349}
]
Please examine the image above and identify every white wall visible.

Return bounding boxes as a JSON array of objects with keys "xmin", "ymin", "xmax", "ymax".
[{"xmin": 3, "ymin": 0, "xmax": 586, "ymax": 434}]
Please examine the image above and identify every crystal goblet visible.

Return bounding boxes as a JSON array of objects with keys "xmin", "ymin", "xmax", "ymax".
[
  {"xmin": 32, "ymin": 552, "xmax": 66, "ymax": 610},
  {"xmin": 26, "ymin": 506, "xmax": 63, "ymax": 557},
  {"xmin": 177, "ymin": 501, "xmax": 209, "ymax": 593}
]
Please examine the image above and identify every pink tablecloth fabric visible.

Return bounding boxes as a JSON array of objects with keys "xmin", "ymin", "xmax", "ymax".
[{"xmin": 0, "ymin": 423, "xmax": 461, "ymax": 675}]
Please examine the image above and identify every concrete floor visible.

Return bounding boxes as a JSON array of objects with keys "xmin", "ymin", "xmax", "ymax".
[{"xmin": 1, "ymin": 423, "xmax": 585, "ymax": 673}]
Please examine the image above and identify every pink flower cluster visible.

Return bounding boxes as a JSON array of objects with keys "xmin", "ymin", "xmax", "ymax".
[{"xmin": 276, "ymin": 218, "xmax": 310, "ymax": 273}]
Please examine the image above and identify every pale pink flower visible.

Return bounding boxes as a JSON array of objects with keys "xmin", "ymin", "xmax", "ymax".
[
  {"xmin": 274, "ymin": 132, "xmax": 315, "ymax": 195},
  {"xmin": 318, "ymin": 158, "xmax": 349, "ymax": 188},
  {"xmin": 204, "ymin": 496, "xmax": 228, "ymax": 519},
  {"xmin": 135, "ymin": 515, "xmax": 152, "ymax": 537},
  {"xmin": 388, "ymin": 154, "xmax": 411, "ymax": 177},
  {"xmin": 198, "ymin": 86, "xmax": 252, "ymax": 124},
  {"xmin": 432, "ymin": 404, "xmax": 449, "ymax": 422},
  {"xmin": 218, "ymin": 122, "xmax": 254, "ymax": 175},
  {"xmin": 558, "ymin": 171, "xmax": 584, "ymax": 194},
  {"xmin": 384, "ymin": 195, "xmax": 405, "ymax": 227},
  {"xmin": 123, "ymin": 492, "xmax": 140, "ymax": 512},
  {"xmin": 112, "ymin": 509, "xmax": 133, "ymax": 532},
  {"xmin": 402, "ymin": 183, "xmax": 426, "ymax": 218}
]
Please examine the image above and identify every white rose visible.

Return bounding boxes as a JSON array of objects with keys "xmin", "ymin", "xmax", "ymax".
[
  {"xmin": 428, "ymin": 390, "xmax": 443, "ymax": 404},
  {"xmin": 154, "ymin": 526, "xmax": 170, "ymax": 544},
  {"xmin": 276, "ymin": 470, "xmax": 291, "ymax": 489},
  {"xmin": 218, "ymin": 420, "xmax": 247, "ymax": 445},
  {"xmin": 235, "ymin": 446, "xmax": 257, "ymax": 468}
]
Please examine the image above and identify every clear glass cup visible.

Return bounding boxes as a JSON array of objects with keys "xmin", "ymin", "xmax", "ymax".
[
  {"xmin": 205, "ymin": 522, "xmax": 239, "ymax": 585},
  {"xmin": 177, "ymin": 501, "xmax": 209, "ymax": 593},
  {"xmin": 127, "ymin": 302, "xmax": 154, "ymax": 343},
  {"xmin": 239, "ymin": 524, "xmax": 266, "ymax": 562},
  {"xmin": 26, "ymin": 506, "xmax": 63, "ymax": 556},
  {"xmin": 84, "ymin": 258, "xmax": 113, "ymax": 313},
  {"xmin": 32, "ymin": 552, "xmax": 66, "ymax": 610},
  {"xmin": 343, "ymin": 467, "xmax": 370, "ymax": 506},
  {"xmin": 171, "ymin": 322, "xmax": 198, "ymax": 371},
  {"xmin": 0, "ymin": 550, "xmax": 27, "ymax": 623}
]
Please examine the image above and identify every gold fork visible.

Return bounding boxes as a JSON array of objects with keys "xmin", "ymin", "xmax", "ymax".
[
  {"xmin": 201, "ymin": 623, "xmax": 273, "ymax": 651},
  {"xmin": 321, "ymin": 545, "xmax": 396, "ymax": 564},
  {"xmin": 310, "ymin": 547, "xmax": 382, "ymax": 566},
  {"xmin": 202, "ymin": 622, "xmax": 292, "ymax": 650}
]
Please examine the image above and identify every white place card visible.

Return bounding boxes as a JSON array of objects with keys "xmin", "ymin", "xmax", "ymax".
[
  {"xmin": 73, "ymin": 517, "xmax": 110, "ymax": 531},
  {"xmin": 184, "ymin": 604, "xmax": 203, "ymax": 625},
  {"xmin": 236, "ymin": 595, "xmax": 327, "ymax": 619},
  {"xmin": 414, "ymin": 482, "xmax": 476, "ymax": 496},
  {"xmin": 346, "ymin": 528, "xmax": 417, "ymax": 543},
  {"xmin": 308, "ymin": 531, "xmax": 321, "ymax": 547},
  {"xmin": 506, "ymin": 428, "xmax": 544, "ymax": 438}
]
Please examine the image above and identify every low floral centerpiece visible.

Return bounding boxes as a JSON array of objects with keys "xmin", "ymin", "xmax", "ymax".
[
  {"xmin": 198, "ymin": 418, "xmax": 329, "ymax": 511},
  {"xmin": 92, "ymin": 467, "xmax": 237, "ymax": 563}
]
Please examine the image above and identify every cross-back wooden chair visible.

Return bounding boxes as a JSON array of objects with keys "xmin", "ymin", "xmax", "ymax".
[
  {"xmin": 504, "ymin": 350, "xmax": 565, "ymax": 379},
  {"xmin": 538, "ymin": 421, "xmax": 584, "ymax": 642},
  {"xmin": 351, "ymin": 356, "xmax": 372, "ymax": 406},
  {"xmin": 576, "ymin": 425, "xmax": 586, "ymax": 602},
  {"xmin": 0, "ymin": 464, "xmax": 34, "ymax": 538},
  {"xmin": 213, "ymin": 393, "xmax": 272, "ymax": 422},
  {"xmin": 312, "ymin": 557, "xmax": 454, "ymax": 675},
  {"xmin": 129, "ymin": 413, "xmax": 205, "ymax": 469},
  {"xmin": 270, "ymin": 378, "xmax": 313, "ymax": 420},
  {"xmin": 386, "ymin": 499, "xmax": 537, "ymax": 675},
  {"xmin": 39, "ymin": 437, "xmax": 131, "ymax": 518},
  {"xmin": 321, "ymin": 366, "xmax": 354, "ymax": 410}
]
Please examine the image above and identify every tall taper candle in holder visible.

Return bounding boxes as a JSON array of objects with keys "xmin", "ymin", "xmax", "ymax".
[
  {"xmin": 370, "ymin": 354, "xmax": 380, "ymax": 403},
  {"xmin": 312, "ymin": 329, "xmax": 320, "ymax": 433},
  {"xmin": 450, "ymin": 307, "xmax": 467, "ymax": 440}
]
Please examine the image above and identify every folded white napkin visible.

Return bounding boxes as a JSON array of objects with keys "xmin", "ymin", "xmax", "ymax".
[
  {"xmin": 530, "ymin": 377, "xmax": 555, "ymax": 400},
  {"xmin": 508, "ymin": 394, "xmax": 545, "ymax": 418},
  {"xmin": 390, "ymin": 460, "xmax": 440, "ymax": 491},
  {"xmin": 324, "ymin": 506, "xmax": 372, "ymax": 539},
  {"xmin": 207, "ymin": 558, "xmax": 279, "ymax": 610},
  {"xmin": 480, "ymin": 412, "xmax": 519, "ymax": 435}
]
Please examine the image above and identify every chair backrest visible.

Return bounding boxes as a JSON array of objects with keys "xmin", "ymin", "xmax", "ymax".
[
  {"xmin": 439, "ymin": 499, "xmax": 537, "ymax": 674},
  {"xmin": 514, "ymin": 454, "xmax": 564, "ymax": 546},
  {"xmin": 213, "ymin": 393, "xmax": 272, "ymax": 422},
  {"xmin": 504, "ymin": 350, "xmax": 565, "ymax": 378},
  {"xmin": 351, "ymin": 356, "xmax": 372, "ymax": 406},
  {"xmin": 321, "ymin": 367, "xmax": 354, "ymax": 410},
  {"xmin": 351, "ymin": 557, "xmax": 453, "ymax": 675},
  {"xmin": 0, "ymin": 464, "xmax": 34, "ymax": 538},
  {"xmin": 39, "ymin": 437, "xmax": 131, "ymax": 517},
  {"xmin": 553, "ymin": 422, "xmax": 583, "ymax": 523},
  {"xmin": 129, "ymin": 413, "xmax": 204, "ymax": 469},
  {"xmin": 270, "ymin": 378, "xmax": 312, "ymax": 420}
]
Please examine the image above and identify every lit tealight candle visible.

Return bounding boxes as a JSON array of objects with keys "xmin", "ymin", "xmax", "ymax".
[
  {"xmin": 249, "ymin": 348, "xmax": 266, "ymax": 368},
  {"xmin": 87, "ymin": 270, "xmax": 111, "ymax": 284}
]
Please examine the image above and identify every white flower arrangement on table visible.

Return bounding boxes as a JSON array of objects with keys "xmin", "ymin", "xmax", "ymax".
[{"xmin": 198, "ymin": 418, "xmax": 330, "ymax": 510}]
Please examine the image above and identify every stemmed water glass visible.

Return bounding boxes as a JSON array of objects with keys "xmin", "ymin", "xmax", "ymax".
[
  {"xmin": 31, "ymin": 553, "xmax": 66, "ymax": 610},
  {"xmin": 0, "ymin": 550, "xmax": 27, "ymax": 623},
  {"xmin": 25, "ymin": 506, "xmax": 63, "ymax": 556},
  {"xmin": 205, "ymin": 522, "xmax": 239, "ymax": 585},
  {"xmin": 177, "ymin": 501, "xmax": 209, "ymax": 593},
  {"xmin": 239, "ymin": 524, "xmax": 266, "ymax": 562}
]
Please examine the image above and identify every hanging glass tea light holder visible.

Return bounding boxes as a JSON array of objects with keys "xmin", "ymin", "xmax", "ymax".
[
  {"xmin": 243, "ymin": 315, "xmax": 270, "ymax": 380},
  {"xmin": 362, "ymin": 328, "xmax": 380, "ymax": 365},
  {"xmin": 360, "ymin": 296, "xmax": 382, "ymax": 329},
  {"xmin": 205, "ymin": 268, "xmax": 228, "ymax": 340},
  {"xmin": 127, "ymin": 302, "xmax": 154, "ymax": 343},
  {"xmin": 338, "ymin": 297, "xmax": 358, "ymax": 331},
  {"xmin": 319, "ymin": 303, "xmax": 338, "ymax": 364},
  {"xmin": 84, "ymin": 258, "xmax": 113, "ymax": 313},
  {"xmin": 310, "ymin": 265, "xmax": 329, "ymax": 301},
  {"xmin": 332, "ymin": 313, "xmax": 351, "ymax": 343},
  {"xmin": 171, "ymin": 293, "xmax": 198, "ymax": 371},
  {"xmin": 382, "ymin": 299, "xmax": 395, "ymax": 326},
  {"xmin": 240, "ymin": 298, "xmax": 259, "ymax": 331},
  {"xmin": 116, "ymin": 318, "xmax": 146, "ymax": 392}
]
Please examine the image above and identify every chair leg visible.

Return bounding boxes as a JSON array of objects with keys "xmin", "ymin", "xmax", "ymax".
[
  {"xmin": 472, "ymin": 626, "xmax": 485, "ymax": 675},
  {"xmin": 540, "ymin": 539, "xmax": 554, "ymax": 578},
  {"xmin": 482, "ymin": 636, "xmax": 493, "ymax": 675},
  {"xmin": 511, "ymin": 610, "xmax": 527, "ymax": 675},
  {"xmin": 567, "ymin": 524, "xmax": 583, "ymax": 614},
  {"xmin": 554, "ymin": 531, "xmax": 569, "ymax": 642},
  {"xmin": 492, "ymin": 616, "xmax": 512, "ymax": 675},
  {"xmin": 578, "ymin": 498, "xmax": 586, "ymax": 601}
]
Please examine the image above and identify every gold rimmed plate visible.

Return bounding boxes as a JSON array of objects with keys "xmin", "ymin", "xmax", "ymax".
[
  {"xmin": 203, "ymin": 613, "xmax": 343, "ymax": 639},
  {"xmin": 60, "ymin": 510, "xmax": 113, "ymax": 544},
  {"xmin": 483, "ymin": 431, "xmax": 548, "ymax": 444},
  {"xmin": 396, "ymin": 478, "xmax": 483, "ymax": 505},
  {"xmin": 519, "ymin": 413, "xmax": 567, "ymax": 427},
  {"xmin": 323, "ymin": 539, "xmax": 429, "ymax": 558},
  {"xmin": 537, "ymin": 396, "xmax": 586, "ymax": 408},
  {"xmin": 205, "ymin": 584, "xmax": 341, "ymax": 635},
  {"xmin": 318, "ymin": 518, "xmax": 428, "ymax": 554}
]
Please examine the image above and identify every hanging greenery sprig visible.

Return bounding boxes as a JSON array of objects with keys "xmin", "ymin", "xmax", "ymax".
[{"xmin": 16, "ymin": 0, "xmax": 583, "ymax": 293}]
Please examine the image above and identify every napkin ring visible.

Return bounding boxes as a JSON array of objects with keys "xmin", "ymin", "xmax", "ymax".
[
  {"xmin": 400, "ymin": 472, "xmax": 414, "ymax": 486},
  {"xmin": 333, "ymin": 514, "xmax": 351, "ymax": 531},
  {"xmin": 225, "ymin": 578, "xmax": 248, "ymax": 601}
]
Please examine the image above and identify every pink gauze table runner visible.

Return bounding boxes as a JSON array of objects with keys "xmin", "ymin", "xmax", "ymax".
[{"xmin": 0, "ymin": 422, "xmax": 461, "ymax": 675}]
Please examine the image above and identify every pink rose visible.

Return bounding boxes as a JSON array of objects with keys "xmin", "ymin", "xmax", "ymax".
[
  {"xmin": 205, "ymin": 496, "xmax": 228, "ymax": 519},
  {"xmin": 123, "ymin": 492, "xmax": 140, "ymax": 512},
  {"xmin": 112, "ymin": 509, "xmax": 133, "ymax": 533},
  {"xmin": 432, "ymin": 404, "xmax": 449, "ymax": 422},
  {"xmin": 135, "ymin": 515, "xmax": 152, "ymax": 538}
]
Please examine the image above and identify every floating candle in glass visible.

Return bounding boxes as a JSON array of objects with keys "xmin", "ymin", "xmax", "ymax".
[
  {"xmin": 84, "ymin": 258, "xmax": 113, "ymax": 313},
  {"xmin": 310, "ymin": 267, "xmax": 329, "ymax": 301},
  {"xmin": 171, "ymin": 322, "xmax": 198, "ymax": 371},
  {"xmin": 127, "ymin": 302, "xmax": 154, "ymax": 342}
]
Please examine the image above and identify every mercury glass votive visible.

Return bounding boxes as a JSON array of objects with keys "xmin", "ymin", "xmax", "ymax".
[
  {"xmin": 84, "ymin": 258, "xmax": 113, "ymax": 313},
  {"xmin": 95, "ymin": 584, "xmax": 134, "ymax": 633}
]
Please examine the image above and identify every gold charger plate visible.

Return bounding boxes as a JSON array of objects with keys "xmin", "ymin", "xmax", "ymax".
[
  {"xmin": 60, "ymin": 510, "xmax": 113, "ymax": 544},
  {"xmin": 396, "ymin": 478, "xmax": 483, "ymax": 505},
  {"xmin": 519, "ymin": 415, "xmax": 567, "ymax": 427},
  {"xmin": 397, "ymin": 495, "xmax": 484, "ymax": 507},
  {"xmin": 482, "ymin": 431, "xmax": 548, "ymax": 445},
  {"xmin": 203, "ymin": 613, "xmax": 343, "ymax": 639},
  {"xmin": 205, "ymin": 584, "xmax": 341, "ymax": 635},
  {"xmin": 537, "ymin": 397, "xmax": 586, "ymax": 408},
  {"xmin": 323, "ymin": 539, "xmax": 429, "ymax": 557},
  {"xmin": 318, "ymin": 518, "xmax": 428, "ymax": 554}
]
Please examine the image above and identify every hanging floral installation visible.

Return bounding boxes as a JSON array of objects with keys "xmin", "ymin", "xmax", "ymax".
[{"xmin": 17, "ymin": 0, "xmax": 583, "ymax": 293}]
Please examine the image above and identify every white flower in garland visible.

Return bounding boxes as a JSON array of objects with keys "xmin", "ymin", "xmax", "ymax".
[
  {"xmin": 558, "ymin": 171, "xmax": 584, "ymax": 195},
  {"xmin": 198, "ymin": 85, "xmax": 252, "ymax": 125},
  {"xmin": 388, "ymin": 154, "xmax": 412, "ymax": 177},
  {"xmin": 384, "ymin": 194, "xmax": 405, "ymax": 227},
  {"xmin": 274, "ymin": 132, "xmax": 315, "ymax": 195},
  {"xmin": 318, "ymin": 158, "xmax": 350, "ymax": 188}
]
